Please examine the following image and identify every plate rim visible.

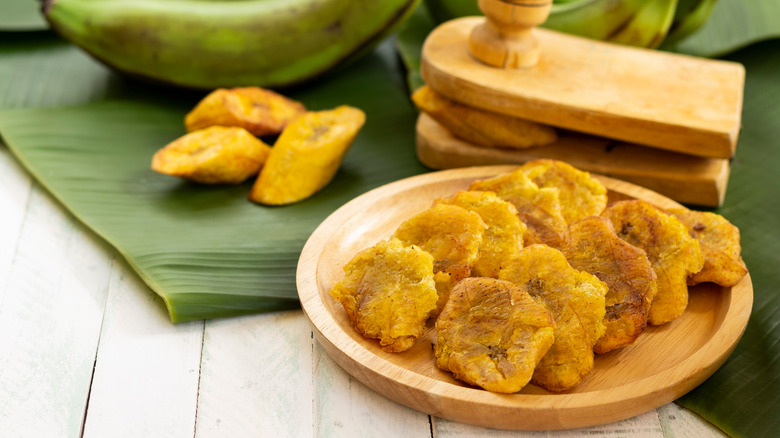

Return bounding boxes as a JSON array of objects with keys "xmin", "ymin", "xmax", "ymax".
[{"xmin": 296, "ymin": 165, "xmax": 753, "ymax": 430}]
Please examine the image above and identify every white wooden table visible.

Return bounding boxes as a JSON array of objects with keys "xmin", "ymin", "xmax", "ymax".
[{"xmin": 0, "ymin": 144, "xmax": 727, "ymax": 437}]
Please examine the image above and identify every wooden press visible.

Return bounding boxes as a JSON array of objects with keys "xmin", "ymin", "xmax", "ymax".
[{"xmin": 416, "ymin": 0, "xmax": 745, "ymax": 206}]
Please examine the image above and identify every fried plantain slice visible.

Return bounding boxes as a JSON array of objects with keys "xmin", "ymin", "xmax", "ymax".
[
  {"xmin": 411, "ymin": 85, "xmax": 557, "ymax": 149},
  {"xmin": 329, "ymin": 238, "xmax": 438, "ymax": 353},
  {"xmin": 520, "ymin": 159, "xmax": 608, "ymax": 224},
  {"xmin": 666, "ymin": 208, "xmax": 747, "ymax": 287},
  {"xmin": 185, "ymin": 87, "xmax": 306, "ymax": 136},
  {"xmin": 563, "ymin": 216, "xmax": 657, "ymax": 354},
  {"xmin": 499, "ymin": 245, "xmax": 607, "ymax": 392},
  {"xmin": 435, "ymin": 190, "xmax": 526, "ymax": 278},
  {"xmin": 393, "ymin": 204, "xmax": 486, "ymax": 313},
  {"xmin": 249, "ymin": 105, "xmax": 365, "ymax": 205},
  {"xmin": 602, "ymin": 200, "xmax": 704, "ymax": 325},
  {"xmin": 151, "ymin": 126, "xmax": 271, "ymax": 184},
  {"xmin": 469, "ymin": 170, "xmax": 568, "ymax": 248},
  {"xmin": 434, "ymin": 277, "xmax": 555, "ymax": 393}
]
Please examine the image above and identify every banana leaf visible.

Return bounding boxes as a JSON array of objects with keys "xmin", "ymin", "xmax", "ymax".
[
  {"xmin": 0, "ymin": 38, "xmax": 427, "ymax": 322},
  {"xmin": 661, "ymin": 0, "xmax": 780, "ymax": 56},
  {"xmin": 0, "ymin": 0, "xmax": 48, "ymax": 31}
]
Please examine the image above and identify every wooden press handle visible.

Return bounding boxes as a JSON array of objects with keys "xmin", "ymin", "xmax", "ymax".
[{"xmin": 469, "ymin": 0, "xmax": 553, "ymax": 69}]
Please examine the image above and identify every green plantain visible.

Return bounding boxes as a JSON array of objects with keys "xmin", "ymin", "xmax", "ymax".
[{"xmin": 43, "ymin": 0, "xmax": 420, "ymax": 89}]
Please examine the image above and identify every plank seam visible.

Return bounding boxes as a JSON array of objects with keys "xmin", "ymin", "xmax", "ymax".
[
  {"xmin": 192, "ymin": 322, "xmax": 207, "ymax": 438},
  {"xmin": 79, "ymin": 254, "xmax": 118, "ymax": 438},
  {"xmin": 0, "ymin": 178, "xmax": 34, "ymax": 310}
]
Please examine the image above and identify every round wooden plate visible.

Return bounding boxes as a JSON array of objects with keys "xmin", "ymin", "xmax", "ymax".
[{"xmin": 296, "ymin": 166, "xmax": 752, "ymax": 430}]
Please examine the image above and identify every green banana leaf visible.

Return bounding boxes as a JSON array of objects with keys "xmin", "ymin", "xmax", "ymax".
[
  {"xmin": 0, "ymin": 35, "xmax": 427, "ymax": 322},
  {"xmin": 0, "ymin": 0, "xmax": 48, "ymax": 31},
  {"xmin": 661, "ymin": 0, "xmax": 780, "ymax": 56}
]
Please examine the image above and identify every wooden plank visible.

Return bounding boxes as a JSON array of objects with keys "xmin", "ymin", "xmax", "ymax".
[
  {"xmin": 0, "ymin": 185, "xmax": 112, "ymax": 437},
  {"xmin": 312, "ymin": 340, "xmax": 431, "ymax": 437},
  {"xmin": 81, "ymin": 258, "xmax": 204, "ymax": 438},
  {"xmin": 194, "ymin": 311, "xmax": 314, "ymax": 437},
  {"xmin": 0, "ymin": 145, "xmax": 32, "ymax": 305},
  {"xmin": 416, "ymin": 114, "xmax": 730, "ymax": 207},
  {"xmin": 434, "ymin": 410, "xmax": 664, "ymax": 437},
  {"xmin": 421, "ymin": 17, "xmax": 744, "ymax": 159}
]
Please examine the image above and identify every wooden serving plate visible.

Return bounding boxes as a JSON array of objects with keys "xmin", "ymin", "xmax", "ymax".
[{"xmin": 296, "ymin": 166, "xmax": 752, "ymax": 430}]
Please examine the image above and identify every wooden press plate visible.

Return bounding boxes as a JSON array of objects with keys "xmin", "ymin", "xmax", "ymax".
[
  {"xmin": 416, "ymin": 113, "xmax": 730, "ymax": 207},
  {"xmin": 421, "ymin": 17, "xmax": 745, "ymax": 159},
  {"xmin": 297, "ymin": 166, "xmax": 752, "ymax": 431}
]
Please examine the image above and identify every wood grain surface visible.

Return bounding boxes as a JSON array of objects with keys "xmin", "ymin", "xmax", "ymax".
[
  {"xmin": 297, "ymin": 166, "xmax": 752, "ymax": 431},
  {"xmin": 416, "ymin": 114, "xmax": 730, "ymax": 207},
  {"xmin": 421, "ymin": 17, "xmax": 744, "ymax": 159}
]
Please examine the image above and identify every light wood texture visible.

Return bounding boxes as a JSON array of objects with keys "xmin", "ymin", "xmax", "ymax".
[
  {"xmin": 297, "ymin": 166, "xmax": 752, "ymax": 431},
  {"xmin": 421, "ymin": 17, "xmax": 745, "ymax": 158},
  {"xmin": 416, "ymin": 113, "xmax": 730, "ymax": 207},
  {"xmin": 81, "ymin": 258, "xmax": 204, "ymax": 438},
  {"xmin": 468, "ymin": 0, "xmax": 553, "ymax": 69}
]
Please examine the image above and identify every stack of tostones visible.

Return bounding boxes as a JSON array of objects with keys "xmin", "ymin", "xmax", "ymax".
[
  {"xmin": 328, "ymin": 159, "xmax": 747, "ymax": 395},
  {"xmin": 563, "ymin": 216, "xmax": 657, "ymax": 354},
  {"xmin": 500, "ymin": 245, "xmax": 608, "ymax": 392},
  {"xmin": 469, "ymin": 170, "xmax": 568, "ymax": 248},
  {"xmin": 519, "ymin": 159, "xmax": 608, "ymax": 224},
  {"xmin": 602, "ymin": 200, "xmax": 704, "ymax": 325},
  {"xmin": 434, "ymin": 278, "xmax": 556, "ymax": 393},
  {"xmin": 435, "ymin": 191, "xmax": 526, "ymax": 278},
  {"xmin": 393, "ymin": 204, "xmax": 486, "ymax": 313},
  {"xmin": 329, "ymin": 239, "xmax": 438, "ymax": 353},
  {"xmin": 666, "ymin": 208, "xmax": 748, "ymax": 287}
]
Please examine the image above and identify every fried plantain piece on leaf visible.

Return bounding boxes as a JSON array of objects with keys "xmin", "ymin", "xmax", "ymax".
[
  {"xmin": 563, "ymin": 216, "xmax": 657, "ymax": 354},
  {"xmin": 470, "ymin": 169, "xmax": 568, "ymax": 248},
  {"xmin": 520, "ymin": 159, "xmax": 608, "ymax": 224},
  {"xmin": 185, "ymin": 87, "xmax": 306, "ymax": 136},
  {"xmin": 393, "ymin": 203, "xmax": 486, "ymax": 313},
  {"xmin": 151, "ymin": 126, "xmax": 271, "ymax": 184},
  {"xmin": 411, "ymin": 85, "xmax": 557, "ymax": 149},
  {"xmin": 666, "ymin": 208, "xmax": 747, "ymax": 287},
  {"xmin": 249, "ymin": 106, "xmax": 365, "ymax": 205},
  {"xmin": 500, "ymin": 245, "xmax": 607, "ymax": 392},
  {"xmin": 435, "ymin": 191, "xmax": 526, "ymax": 278},
  {"xmin": 329, "ymin": 239, "xmax": 438, "ymax": 353},
  {"xmin": 434, "ymin": 277, "xmax": 555, "ymax": 393},
  {"xmin": 602, "ymin": 200, "xmax": 704, "ymax": 325}
]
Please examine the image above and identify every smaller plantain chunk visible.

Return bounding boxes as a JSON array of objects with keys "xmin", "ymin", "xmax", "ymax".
[
  {"xmin": 185, "ymin": 87, "xmax": 306, "ymax": 136},
  {"xmin": 151, "ymin": 126, "xmax": 271, "ymax": 184},
  {"xmin": 434, "ymin": 277, "xmax": 556, "ymax": 393},
  {"xmin": 249, "ymin": 105, "xmax": 365, "ymax": 205},
  {"xmin": 412, "ymin": 85, "xmax": 557, "ymax": 149},
  {"xmin": 329, "ymin": 239, "xmax": 438, "ymax": 353}
]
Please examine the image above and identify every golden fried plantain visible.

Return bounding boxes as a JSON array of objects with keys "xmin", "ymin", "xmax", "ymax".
[
  {"xmin": 151, "ymin": 126, "xmax": 271, "ymax": 184},
  {"xmin": 249, "ymin": 106, "xmax": 365, "ymax": 205},
  {"xmin": 520, "ymin": 159, "xmax": 608, "ymax": 224},
  {"xmin": 469, "ymin": 169, "xmax": 568, "ymax": 248},
  {"xmin": 329, "ymin": 239, "xmax": 438, "ymax": 353},
  {"xmin": 435, "ymin": 191, "xmax": 526, "ymax": 278},
  {"xmin": 666, "ymin": 208, "xmax": 747, "ymax": 287},
  {"xmin": 563, "ymin": 216, "xmax": 657, "ymax": 354},
  {"xmin": 393, "ymin": 203, "xmax": 486, "ymax": 313},
  {"xmin": 602, "ymin": 200, "xmax": 704, "ymax": 325},
  {"xmin": 434, "ymin": 277, "xmax": 556, "ymax": 393},
  {"xmin": 411, "ymin": 85, "xmax": 557, "ymax": 149},
  {"xmin": 185, "ymin": 87, "xmax": 306, "ymax": 136},
  {"xmin": 500, "ymin": 245, "xmax": 607, "ymax": 392}
]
